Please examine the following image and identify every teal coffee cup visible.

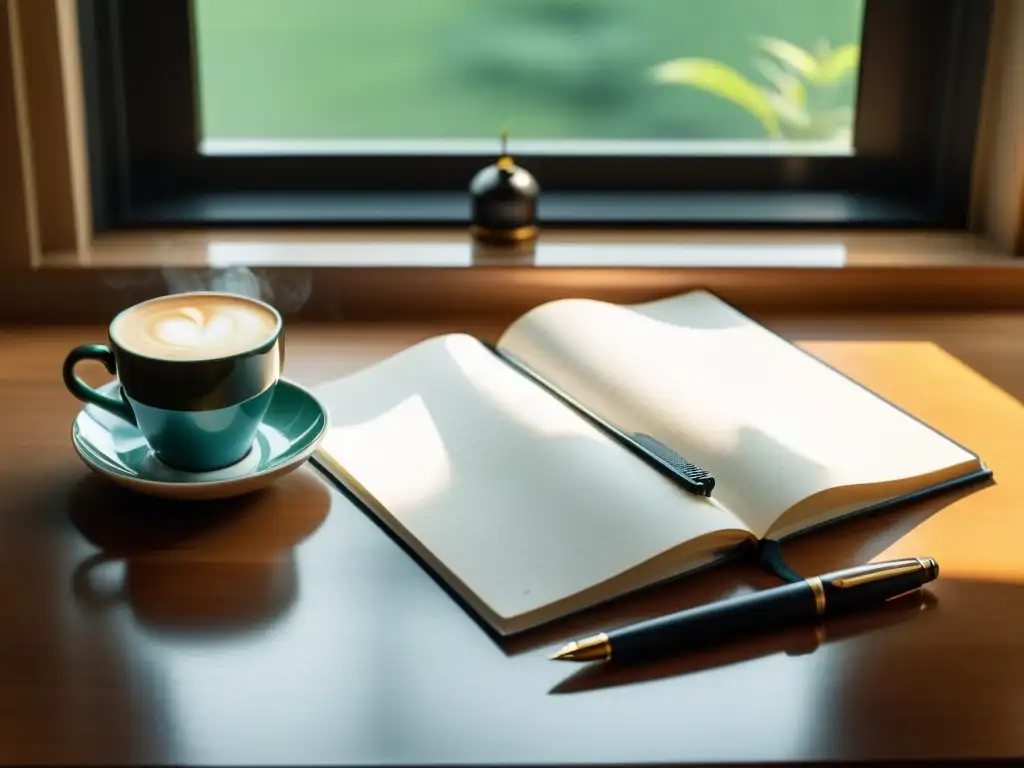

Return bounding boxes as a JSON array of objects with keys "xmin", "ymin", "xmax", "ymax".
[{"xmin": 63, "ymin": 292, "xmax": 284, "ymax": 472}]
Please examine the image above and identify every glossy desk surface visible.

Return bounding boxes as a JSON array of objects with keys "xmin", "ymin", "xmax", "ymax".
[{"xmin": 1, "ymin": 314, "xmax": 1022, "ymax": 765}]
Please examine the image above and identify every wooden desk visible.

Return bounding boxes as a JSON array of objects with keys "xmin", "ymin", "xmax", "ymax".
[{"xmin": 1, "ymin": 314, "xmax": 1022, "ymax": 764}]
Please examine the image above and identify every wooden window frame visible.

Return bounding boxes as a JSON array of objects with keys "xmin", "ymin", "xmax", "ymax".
[{"xmin": 971, "ymin": 0, "xmax": 1024, "ymax": 255}]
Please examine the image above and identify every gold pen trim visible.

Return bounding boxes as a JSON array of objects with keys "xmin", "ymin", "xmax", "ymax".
[
  {"xmin": 550, "ymin": 632, "xmax": 611, "ymax": 662},
  {"xmin": 917, "ymin": 557, "xmax": 938, "ymax": 580},
  {"xmin": 806, "ymin": 576, "xmax": 826, "ymax": 615},
  {"xmin": 833, "ymin": 562, "xmax": 922, "ymax": 588}
]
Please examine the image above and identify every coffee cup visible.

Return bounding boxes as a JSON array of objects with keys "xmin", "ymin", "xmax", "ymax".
[{"xmin": 63, "ymin": 291, "xmax": 284, "ymax": 472}]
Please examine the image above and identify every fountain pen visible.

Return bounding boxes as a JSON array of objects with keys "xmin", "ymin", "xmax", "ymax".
[{"xmin": 552, "ymin": 557, "xmax": 938, "ymax": 663}]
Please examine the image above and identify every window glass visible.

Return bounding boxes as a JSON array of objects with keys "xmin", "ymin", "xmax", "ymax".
[{"xmin": 194, "ymin": 0, "xmax": 865, "ymax": 152}]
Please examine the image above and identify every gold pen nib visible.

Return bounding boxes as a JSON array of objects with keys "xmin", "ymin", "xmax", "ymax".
[{"xmin": 550, "ymin": 633, "xmax": 611, "ymax": 662}]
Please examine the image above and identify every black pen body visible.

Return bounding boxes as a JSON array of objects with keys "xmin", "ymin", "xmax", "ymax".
[
  {"xmin": 609, "ymin": 581, "xmax": 816, "ymax": 663},
  {"xmin": 605, "ymin": 558, "xmax": 938, "ymax": 664}
]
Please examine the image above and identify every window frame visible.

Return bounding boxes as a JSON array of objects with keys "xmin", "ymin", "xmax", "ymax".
[{"xmin": 80, "ymin": 0, "xmax": 993, "ymax": 229}]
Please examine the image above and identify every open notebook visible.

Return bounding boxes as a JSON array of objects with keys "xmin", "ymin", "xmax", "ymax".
[{"xmin": 312, "ymin": 290, "xmax": 989, "ymax": 635}]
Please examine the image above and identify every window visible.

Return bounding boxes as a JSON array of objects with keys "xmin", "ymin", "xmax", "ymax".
[
  {"xmin": 80, "ymin": 0, "xmax": 993, "ymax": 227},
  {"xmin": 194, "ymin": 0, "xmax": 863, "ymax": 151}
]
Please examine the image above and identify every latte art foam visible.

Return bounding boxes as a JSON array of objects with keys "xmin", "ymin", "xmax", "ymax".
[{"xmin": 112, "ymin": 294, "xmax": 279, "ymax": 361}]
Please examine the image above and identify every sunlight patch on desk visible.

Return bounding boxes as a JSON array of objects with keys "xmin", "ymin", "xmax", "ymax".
[{"xmin": 797, "ymin": 339, "xmax": 1024, "ymax": 584}]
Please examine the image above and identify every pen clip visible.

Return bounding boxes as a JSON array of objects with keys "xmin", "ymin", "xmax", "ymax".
[{"xmin": 832, "ymin": 562, "xmax": 922, "ymax": 588}]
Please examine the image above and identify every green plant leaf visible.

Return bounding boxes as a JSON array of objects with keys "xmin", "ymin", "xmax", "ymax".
[
  {"xmin": 812, "ymin": 44, "xmax": 860, "ymax": 84},
  {"xmin": 652, "ymin": 58, "xmax": 781, "ymax": 138},
  {"xmin": 754, "ymin": 58, "xmax": 794, "ymax": 97},
  {"xmin": 757, "ymin": 36, "xmax": 819, "ymax": 78},
  {"xmin": 784, "ymin": 74, "xmax": 807, "ymax": 108},
  {"xmin": 812, "ymin": 39, "xmax": 832, "ymax": 63},
  {"xmin": 766, "ymin": 91, "xmax": 810, "ymax": 129}
]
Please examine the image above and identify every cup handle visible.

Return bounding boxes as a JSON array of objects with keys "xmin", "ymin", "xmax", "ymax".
[
  {"xmin": 72, "ymin": 552, "xmax": 128, "ymax": 608},
  {"xmin": 63, "ymin": 344, "xmax": 137, "ymax": 426}
]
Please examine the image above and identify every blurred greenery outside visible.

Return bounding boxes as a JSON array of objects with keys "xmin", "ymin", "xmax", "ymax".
[{"xmin": 194, "ymin": 0, "xmax": 864, "ymax": 145}]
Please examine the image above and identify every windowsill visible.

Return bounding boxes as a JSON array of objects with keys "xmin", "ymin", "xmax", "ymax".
[
  {"xmin": 9, "ymin": 227, "xmax": 1024, "ymax": 323},
  {"xmin": 42, "ymin": 227, "xmax": 1020, "ymax": 269}
]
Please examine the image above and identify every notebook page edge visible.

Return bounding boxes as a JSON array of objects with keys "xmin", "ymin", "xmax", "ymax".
[
  {"xmin": 310, "ymin": 450, "xmax": 512, "ymax": 636},
  {"xmin": 502, "ymin": 533, "xmax": 753, "ymax": 634},
  {"xmin": 768, "ymin": 462, "xmax": 991, "ymax": 543},
  {"xmin": 311, "ymin": 450, "xmax": 753, "ymax": 637}
]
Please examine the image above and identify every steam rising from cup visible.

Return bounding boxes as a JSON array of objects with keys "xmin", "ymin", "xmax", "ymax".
[{"xmin": 159, "ymin": 266, "xmax": 312, "ymax": 313}]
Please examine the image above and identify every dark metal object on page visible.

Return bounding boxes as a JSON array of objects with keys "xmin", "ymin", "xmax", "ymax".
[{"xmin": 630, "ymin": 432, "xmax": 715, "ymax": 496}]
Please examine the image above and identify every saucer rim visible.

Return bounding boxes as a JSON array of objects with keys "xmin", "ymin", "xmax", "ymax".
[{"xmin": 71, "ymin": 377, "xmax": 329, "ymax": 489}]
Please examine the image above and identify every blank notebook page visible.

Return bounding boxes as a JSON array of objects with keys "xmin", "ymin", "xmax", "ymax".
[
  {"xmin": 497, "ymin": 291, "xmax": 979, "ymax": 538},
  {"xmin": 313, "ymin": 333, "xmax": 743, "ymax": 622}
]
